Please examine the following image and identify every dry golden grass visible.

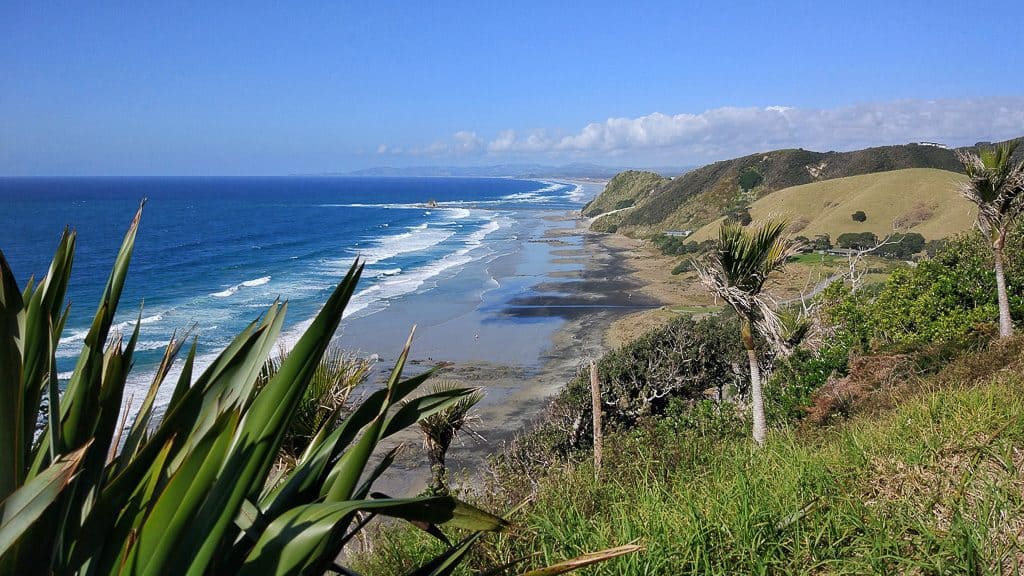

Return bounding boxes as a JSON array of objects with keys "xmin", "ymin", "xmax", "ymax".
[{"xmin": 687, "ymin": 168, "xmax": 975, "ymax": 243}]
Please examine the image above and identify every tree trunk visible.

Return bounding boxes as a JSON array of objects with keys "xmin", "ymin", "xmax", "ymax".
[
  {"xmin": 741, "ymin": 318, "xmax": 766, "ymax": 446},
  {"xmin": 994, "ymin": 246, "xmax": 1013, "ymax": 339},
  {"xmin": 748, "ymin": 348, "xmax": 766, "ymax": 446}
]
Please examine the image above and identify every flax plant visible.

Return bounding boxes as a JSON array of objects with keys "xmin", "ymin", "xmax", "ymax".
[{"xmin": 0, "ymin": 205, "xmax": 507, "ymax": 575}]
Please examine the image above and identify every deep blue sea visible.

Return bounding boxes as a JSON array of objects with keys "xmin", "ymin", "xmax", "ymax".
[{"xmin": 0, "ymin": 176, "xmax": 594, "ymax": 408}]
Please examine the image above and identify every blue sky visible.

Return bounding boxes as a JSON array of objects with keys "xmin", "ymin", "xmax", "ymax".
[{"xmin": 2, "ymin": 1, "xmax": 1023, "ymax": 175}]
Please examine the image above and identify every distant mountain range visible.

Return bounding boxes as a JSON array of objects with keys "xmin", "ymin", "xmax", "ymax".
[
  {"xmin": 330, "ymin": 163, "xmax": 692, "ymax": 179},
  {"xmin": 585, "ymin": 138, "xmax": 1024, "ymax": 238}
]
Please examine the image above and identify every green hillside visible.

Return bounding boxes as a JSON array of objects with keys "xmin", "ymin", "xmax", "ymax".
[
  {"xmin": 614, "ymin": 143, "xmax": 965, "ymax": 236},
  {"xmin": 588, "ymin": 138, "xmax": 1023, "ymax": 238},
  {"xmin": 582, "ymin": 170, "xmax": 668, "ymax": 217},
  {"xmin": 686, "ymin": 168, "xmax": 975, "ymax": 243}
]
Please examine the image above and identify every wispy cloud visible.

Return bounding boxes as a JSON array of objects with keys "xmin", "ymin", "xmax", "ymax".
[{"xmin": 386, "ymin": 97, "xmax": 1024, "ymax": 164}]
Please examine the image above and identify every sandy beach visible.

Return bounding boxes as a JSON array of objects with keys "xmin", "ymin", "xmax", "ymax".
[{"xmin": 369, "ymin": 213, "xmax": 673, "ymax": 497}]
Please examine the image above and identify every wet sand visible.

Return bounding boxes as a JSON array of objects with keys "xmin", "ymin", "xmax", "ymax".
[{"xmin": 369, "ymin": 219, "xmax": 662, "ymax": 497}]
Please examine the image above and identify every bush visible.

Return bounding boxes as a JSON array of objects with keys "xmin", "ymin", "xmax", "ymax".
[
  {"xmin": 651, "ymin": 235, "xmax": 714, "ymax": 256},
  {"xmin": 851, "ymin": 210, "xmax": 867, "ymax": 222},
  {"xmin": 725, "ymin": 205, "xmax": 752, "ymax": 226},
  {"xmin": 876, "ymin": 232, "xmax": 926, "ymax": 259},
  {"xmin": 488, "ymin": 314, "xmax": 745, "ymax": 483},
  {"xmin": 738, "ymin": 167, "xmax": 764, "ymax": 191},
  {"xmin": 766, "ymin": 345, "xmax": 850, "ymax": 426},
  {"xmin": 837, "ymin": 231, "xmax": 878, "ymax": 250},
  {"xmin": 671, "ymin": 259, "xmax": 692, "ymax": 275},
  {"xmin": 820, "ymin": 225, "xmax": 1024, "ymax": 350}
]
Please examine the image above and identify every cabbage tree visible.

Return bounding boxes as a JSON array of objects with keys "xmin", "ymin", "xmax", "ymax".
[
  {"xmin": 695, "ymin": 220, "xmax": 802, "ymax": 445},
  {"xmin": 956, "ymin": 141, "xmax": 1024, "ymax": 338}
]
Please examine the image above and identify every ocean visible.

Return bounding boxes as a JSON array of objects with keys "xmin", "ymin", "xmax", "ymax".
[{"xmin": 0, "ymin": 176, "xmax": 600, "ymax": 409}]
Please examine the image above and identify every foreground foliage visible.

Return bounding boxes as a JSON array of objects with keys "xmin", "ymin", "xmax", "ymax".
[
  {"xmin": 0, "ymin": 206, "xmax": 508, "ymax": 574},
  {"xmin": 366, "ymin": 339, "xmax": 1024, "ymax": 574}
]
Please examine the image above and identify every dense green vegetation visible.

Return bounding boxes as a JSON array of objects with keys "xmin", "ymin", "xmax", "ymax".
[
  {"xmin": 364, "ymin": 214, "xmax": 1024, "ymax": 573},
  {"xmin": 0, "ymin": 209, "xmax": 511, "ymax": 574},
  {"xmin": 582, "ymin": 170, "xmax": 668, "ymax": 218}
]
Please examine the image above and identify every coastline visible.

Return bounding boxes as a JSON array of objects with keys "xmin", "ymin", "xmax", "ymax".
[{"xmin": 369, "ymin": 214, "xmax": 667, "ymax": 496}]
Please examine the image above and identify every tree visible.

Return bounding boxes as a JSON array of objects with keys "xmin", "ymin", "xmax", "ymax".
[
  {"xmin": 851, "ymin": 210, "xmax": 867, "ymax": 222},
  {"xmin": 957, "ymin": 141, "xmax": 1024, "ymax": 338},
  {"xmin": 414, "ymin": 380, "xmax": 484, "ymax": 495},
  {"xmin": 695, "ymin": 220, "xmax": 803, "ymax": 445},
  {"xmin": 837, "ymin": 231, "xmax": 879, "ymax": 250}
]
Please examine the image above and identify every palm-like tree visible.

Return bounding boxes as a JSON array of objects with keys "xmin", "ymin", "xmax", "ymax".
[
  {"xmin": 695, "ymin": 220, "xmax": 802, "ymax": 445},
  {"xmin": 259, "ymin": 344, "xmax": 375, "ymax": 459},
  {"xmin": 415, "ymin": 380, "xmax": 484, "ymax": 495},
  {"xmin": 956, "ymin": 141, "xmax": 1024, "ymax": 339}
]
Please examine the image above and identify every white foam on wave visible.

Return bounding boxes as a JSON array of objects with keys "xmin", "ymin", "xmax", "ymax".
[
  {"xmin": 343, "ymin": 217, "xmax": 503, "ymax": 319},
  {"xmin": 279, "ymin": 216, "xmax": 506, "ymax": 354},
  {"xmin": 59, "ymin": 313, "xmax": 164, "ymax": 346},
  {"xmin": 566, "ymin": 184, "xmax": 585, "ymax": 202},
  {"xmin": 500, "ymin": 181, "xmax": 562, "ymax": 203},
  {"xmin": 211, "ymin": 275, "xmax": 272, "ymax": 298},
  {"xmin": 445, "ymin": 207, "xmax": 471, "ymax": 219},
  {"xmin": 356, "ymin": 226, "xmax": 455, "ymax": 266},
  {"xmin": 321, "ymin": 203, "xmax": 477, "ymax": 220},
  {"xmin": 58, "ymin": 329, "xmax": 90, "ymax": 346}
]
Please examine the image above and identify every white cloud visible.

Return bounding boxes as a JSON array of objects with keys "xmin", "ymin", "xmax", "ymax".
[
  {"xmin": 452, "ymin": 130, "xmax": 483, "ymax": 153},
  {"xmin": 404, "ymin": 97, "xmax": 1024, "ymax": 164},
  {"xmin": 376, "ymin": 144, "xmax": 388, "ymax": 154}
]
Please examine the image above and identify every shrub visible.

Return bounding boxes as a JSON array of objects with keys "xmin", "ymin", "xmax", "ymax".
[
  {"xmin": 851, "ymin": 210, "xmax": 867, "ymax": 222},
  {"xmin": 725, "ymin": 206, "xmax": 752, "ymax": 226},
  {"xmin": 0, "ymin": 207, "xmax": 507, "ymax": 574},
  {"xmin": 738, "ymin": 167, "xmax": 764, "ymax": 191},
  {"xmin": 820, "ymin": 224, "xmax": 1024, "ymax": 351},
  {"xmin": 811, "ymin": 234, "xmax": 832, "ymax": 251},
  {"xmin": 875, "ymin": 232, "xmax": 926, "ymax": 259},
  {"xmin": 671, "ymin": 259, "xmax": 692, "ymax": 275},
  {"xmin": 837, "ymin": 231, "xmax": 878, "ymax": 250},
  {"xmin": 804, "ymin": 354, "xmax": 915, "ymax": 425},
  {"xmin": 488, "ymin": 313, "xmax": 745, "ymax": 483}
]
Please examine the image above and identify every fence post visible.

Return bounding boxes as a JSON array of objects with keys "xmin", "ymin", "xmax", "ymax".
[{"xmin": 590, "ymin": 360, "xmax": 603, "ymax": 480}]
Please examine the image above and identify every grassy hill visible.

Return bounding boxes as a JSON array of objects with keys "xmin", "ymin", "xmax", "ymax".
[
  {"xmin": 590, "ymin": 138, "xmax": 1022, "ymax": 237},
  {"xmin": 686, "ymin": 167, "xmax": 975, "ymax": 242},
  {"xmin": 582, "ymin": 170, "xmax": 669, "ymax": 217}
]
